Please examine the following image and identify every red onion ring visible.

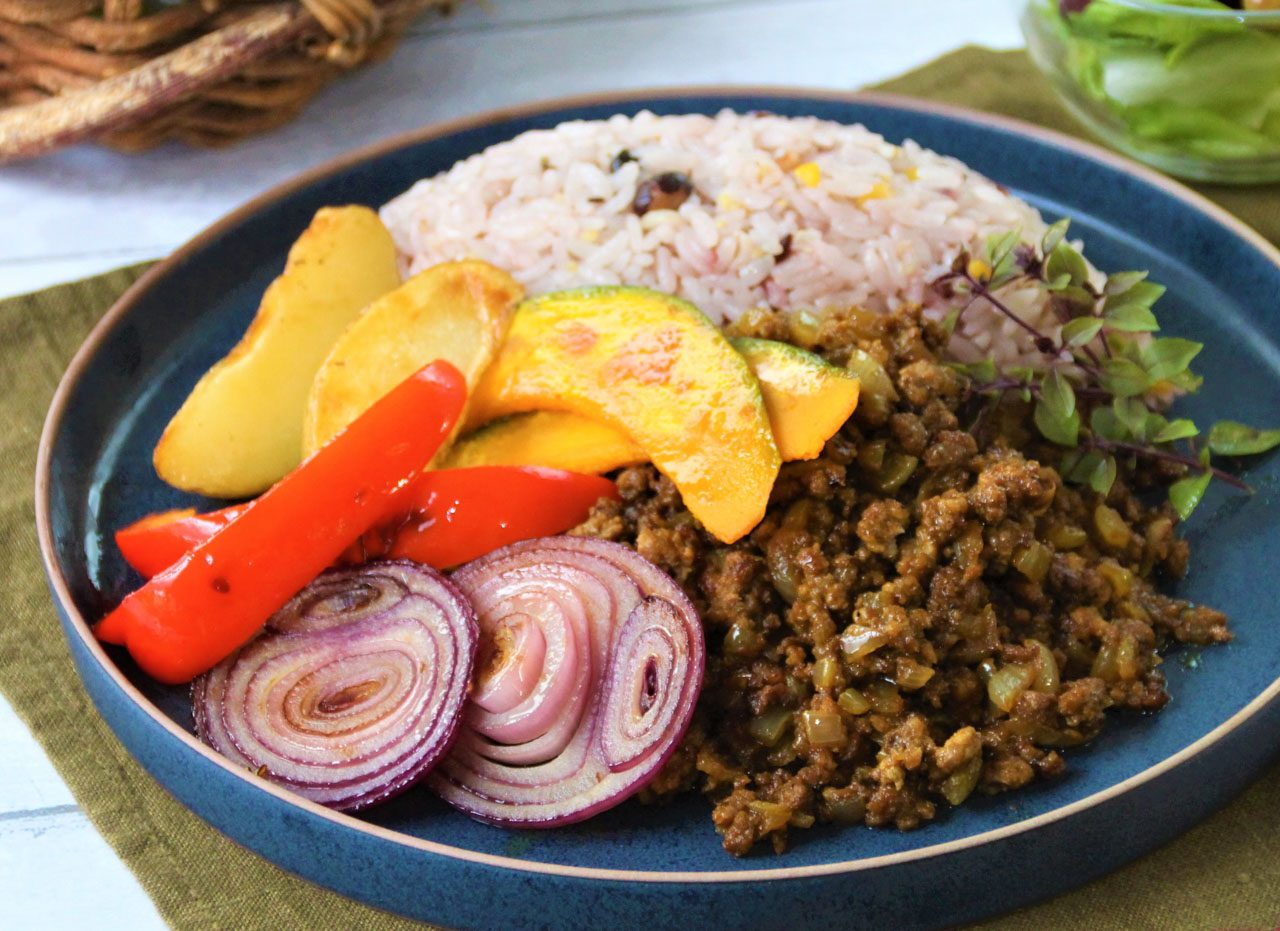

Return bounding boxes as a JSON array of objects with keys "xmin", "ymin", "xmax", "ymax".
[
  {"xmin": 193, "ymin": 560, "xmax": 477, "ymax": 811},
  {"xmin": 431, "ymin": 536, "xmax": 705, "ymax": 827}
]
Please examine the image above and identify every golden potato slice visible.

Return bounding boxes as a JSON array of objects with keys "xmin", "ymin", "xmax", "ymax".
[
  {"xmin": 304, "ymin": 260, "xmax": 522, "ymax": 455},
  {"xmin": 153, "ymin": 206, "xmax": 401, "ymax": 498}
]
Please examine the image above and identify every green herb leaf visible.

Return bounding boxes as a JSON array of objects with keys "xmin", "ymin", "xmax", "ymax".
[
  {"xmin": 1164, "ymin": 367, "xmax": 1205, "ymax": 394},
  {"xmin": 989, "ymin": 268, "xmax": 1022, "ymax": 291},
  {"xmin": 1103, "ymin": 280, "xmax": 1165, "ymax": 313},
  {"xmin": 1059, "ymin": 448, "xmax": 1085, "ymax": 482},
  {"xmin": 1035, "ymin": 399, "xmax": 1080, "ymax": 447},
  {"xmin": 1168, "ymin": 451, "xmax": 1213, "ymax": 521},
  {"xmin": 1008, "ymin": 365, "xmax": 1036, "ymax": 384},
  {"xmin": 941, "ymin": 307, "xmax": 961, "ymax": 338},
  {"xmin": 1112, "ymin": 333, "xmax": 1146, "ymax": 364},
  {"xmin": 1142, "ymin": 411, "xmax": 1168, "ymax": 442},
  {"xmin": 1045, "ymin": 242, "xmax": 1090, "ymax": 289},
  {"xmin": 1061, "ymin": 317, "xmax": 1104, "ymax": 347},
  {"xmin": 1113, "ymin": 397, "xmax": 1152, "ymax": 439},
  {"xmin": 965, "ymin": 358, "xmax": 997, "ymax": 383},
  {"xmin": 1089, "ymin": 406, "xmax": 1129, "ymax": 442},
  {"xmin": 1152, "ymin": 418, "xmax": 1199, "ymax": 443},
  {"xmin": 1103, "ymin": 270, "xmax": 1148, "ymax": 297},
  {"xmin": 1207, "ymin": 421, "xmax": 1280, "ymax": 456},
  {"xmin": 989, "ymin": 234, "xmax": 1022, "ymax": 287},
  {"xmin": 1043, "ymin": 369, "xmax": 1076, "ymax": 419},
  {"xmin": 983, "ymin": 230, "xmax": 1020, "ymax": 267},
  {"xmin": 1099, "ymin": 358, "xmax": 1153, "ymax": 397},
  {"xmin": 1089, "ymin": 454, "xmax": 1118, "ymax": 496},
  {"xmin": 1070, "ymin": 347, "xmax": 1097, "ymax": 368},
  {"xmin": 1142, "ymin": 337, "xmax": 1203, "ymax": 381},
  {"xmin": 1062, "ymin": 449, "xmax": 1104, "ymax": 485},
  {"xmin": 1055, "ymin": 284, "xmax": 1097, "ymax": 317},
  {"xmin": 1103, "ymin": 302, "xmax": 1160, "ymax": 333},
  {"xmin": 1102, "ymin": 278, "xmax": 1165, "ymax": 331},
  {"xmin": 1045, "ymin": 273, "xmax": 1073, "ymax": 292},
  {"xmin": 1041, "ymin": 218, "xmax": 1070, "ymax": 256},
  {"xmin": 1169, "ymin": 471, "xmax": 1211, "ymax": 521}
]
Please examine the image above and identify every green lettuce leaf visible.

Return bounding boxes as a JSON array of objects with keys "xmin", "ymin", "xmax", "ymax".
[
  {"xmin": 1064, "ymin": 0, "xmax": 1242, "ymax": 57},
  {"xmin": 1038, "ymin": 0, "xmax": 1280, "ymax": 161}
]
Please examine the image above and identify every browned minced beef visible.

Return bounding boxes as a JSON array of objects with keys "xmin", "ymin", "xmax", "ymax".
[{"xmin": 574, "ymin": 304, "xmax": 1229, "ymax": 856}]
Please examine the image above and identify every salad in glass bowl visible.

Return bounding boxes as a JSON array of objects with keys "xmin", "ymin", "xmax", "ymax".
[{"xmin": 1022, "ymin": 0, "xmax": 1280, "ymax": 183}]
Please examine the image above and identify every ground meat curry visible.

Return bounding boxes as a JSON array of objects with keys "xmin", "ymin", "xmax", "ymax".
[{"xmin": 575, "ymin": 303, "xmax": 1230, "ymax": 856}]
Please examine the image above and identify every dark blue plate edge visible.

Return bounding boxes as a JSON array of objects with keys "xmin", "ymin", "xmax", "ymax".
[{"xmin": 31, "ymin": 86, "xmax": 1280, "ymax": 920}]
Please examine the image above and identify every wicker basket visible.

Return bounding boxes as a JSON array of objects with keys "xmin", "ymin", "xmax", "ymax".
[{"xmin": 0, "ymin": 0, "xmax": 454, "ymax": 162}]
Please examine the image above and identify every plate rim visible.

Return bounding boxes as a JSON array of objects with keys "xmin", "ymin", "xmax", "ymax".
[{"xmin": 34, "ymin": 84, "xmax": 1280, "ymax": 885}]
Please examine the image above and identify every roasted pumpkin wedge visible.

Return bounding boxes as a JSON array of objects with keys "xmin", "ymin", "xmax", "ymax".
[
  {"xmin": 730, "ymin": 337, "xmax": 860, "ymax": 460},
  {"xmin": 304, "ymin": 260, "xmax": 522, "ymax": 455},
  {"xmin": 153, "ymin": 206, "xmax": 402, "ymax": 498},
  {"xmin": 441, "ymin": 411, "xmax": 645, "ymax": 473},
  {"xmin": 467, "ymin": 286, "xmax": 780, "ymax": 543},
  {"xmin": 452, "ymin": 336, "xmax": 859, "ymax": 473}
]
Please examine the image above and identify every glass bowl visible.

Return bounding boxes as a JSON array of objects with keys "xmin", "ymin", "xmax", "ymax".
[{"xmin": 1021, "ymin": 0, "xmax": 1280, "ymax": 184}]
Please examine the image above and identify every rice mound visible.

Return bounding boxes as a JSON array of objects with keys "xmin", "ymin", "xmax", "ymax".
[{"xmin": 382, "ymin": 110, "xmax": 1070, "ymax": 365}]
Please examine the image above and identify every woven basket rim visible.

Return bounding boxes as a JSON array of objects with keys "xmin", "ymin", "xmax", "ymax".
[{"xmin": 0, "ymin": 0, "xmax": 449, "ymax": 160}]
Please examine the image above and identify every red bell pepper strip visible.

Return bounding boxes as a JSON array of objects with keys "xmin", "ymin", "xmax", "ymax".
[
  {"xmin": 115, "ymin": 505, "xmax": 248, "ymax": 579},
  {"xmin": 345, "ymin": 466, "xmax": 619, "ymax": 568},
  {"xmin": 94, "ymin": 360, "xmax": 466, "ymax": 684},
  {"xmin": 115, "ymin": 467, "xmax": 619, "ymax": 578}
]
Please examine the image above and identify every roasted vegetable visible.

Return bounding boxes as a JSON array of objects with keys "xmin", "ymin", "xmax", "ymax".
[
  {"xmin": 467, "ymin": 286, "xmax": 780, "ymax": 543},
  {"xmin": 730, "ymin": 337, "xmax": 860, "ymax": 460},
  {"xmin": 96, "ymin": 361, "xmax": 466, "ymax": 684},
  {"xmin": 193, "ymin": 561, "xmax": 478, "ymax": 811},
  {"xmin": 153, "ymin": 206, "xmax": 401, "ymax": 497},
  {"xmin": 449, "ymin": 336, "xmax": 858, "ymax": 472},
  {"xmin": 431, "ymin": 536, "xmax": 704, "ymax": 826},
  {"xmin": 115, "ymin": 467, "xmax": 619, "ymax": 577},
  {"xmin": 305, "ymin": 259, "xmax": 522, "ymax": 455},
  {"xmin": 442, "ymin": 411, "xmax": 647, "ymax": 473}
]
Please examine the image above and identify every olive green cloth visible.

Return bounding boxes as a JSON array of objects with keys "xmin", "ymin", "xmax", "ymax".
[{"xmin": 2, "ymin": 46, "xmax": 1278, "ymax": 931}]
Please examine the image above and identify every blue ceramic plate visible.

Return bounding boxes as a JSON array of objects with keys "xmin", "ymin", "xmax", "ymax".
[{"xmin": 36, "ymin": 90, "xmax": 1280, "ymax": 930}]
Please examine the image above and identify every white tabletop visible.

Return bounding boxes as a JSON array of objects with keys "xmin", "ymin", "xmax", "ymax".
[{"xmin": 0, "ymin": 2, "xmax": 1019, "ymax": 927}]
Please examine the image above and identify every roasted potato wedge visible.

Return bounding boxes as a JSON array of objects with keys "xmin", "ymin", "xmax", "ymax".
[
  {"xmin": 153, "ymin": 206, "xmax": 401, "ymax": 498},
  {"xmin": 304, "ymin": 260, "xmax": 523, "ymax": 455}
]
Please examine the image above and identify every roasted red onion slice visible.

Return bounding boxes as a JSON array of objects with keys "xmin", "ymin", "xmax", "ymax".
[
  {"xmin": 193, "ymin": 561, "xmax": 477, "ymax": 811},
  {"xmin": 431, "ymin": 536, "xmax": 705, "ymax": 826}
]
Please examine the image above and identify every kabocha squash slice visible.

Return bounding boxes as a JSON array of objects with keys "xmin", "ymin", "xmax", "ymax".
[
  {"xmin": 153, "ymin": 206, "xmax": 401, "ymax": 498},
  {"xmin": 467, "ymin": 286, "xmax": 780, "ymax": 543},
  {"xmin": 730, "ymin": 337, "xmax": 860, "ymax": 461},
  {"xmin": 450, "ymin": 336, "xmax": 859, "ymax": 473},
  {"xmin": 441, "ymin": 411, "xmax": 646, "ymax": 473},
  {"xmin": 305, "ymin": 260, "xmax": 523, "ymax": 456}
]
